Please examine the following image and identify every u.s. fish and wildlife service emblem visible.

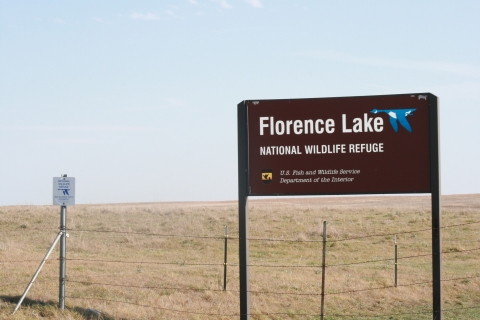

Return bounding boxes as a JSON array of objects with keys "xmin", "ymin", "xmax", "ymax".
[{"xmin": 261, "ymin": 169, "xmax": 273, "ymax": 184}]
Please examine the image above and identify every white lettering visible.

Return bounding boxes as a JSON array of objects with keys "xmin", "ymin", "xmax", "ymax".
[
  {"xmin": 326, "ymin": 119, "xmax": 335, "ymax": 134},
  {"xmin": 342, "ymin": 114, "xmax": 352, "ymax": 133},
  {"xmin": 363, "ymin": 113, "xmax": 374, "ymax": 132},
  {"xmin": 275, "ymin": 121, "xmax": 285, "ymax": 135},
  {"xmin": 353, "ymin": 118, "xmax": 362, "ymax": 133},
  {"xmin": 259, "ymin": 114, "xmax": 383, "ymax": 135},
  {"xmin": 259, "ymin": 146, "xmax": 303, "ymax": 155},
  {"xmin": 349, "ymin": 143, "xmax": 384, "ymax": 153},
  {"xmin": 315, "ymin": 119, "xmax": 325, "ymax": 134},
  {"xmin": 374, "ymin": 117, "xmax": 383, "ymax": 132},
  {"xmin": 304, "ymin": 119, "xmax": 314, "ymax": 134},
  {"xmin": 293, "ymin": 120, "xmax": 303, "ymax": 134},
  {"xmin": 286, "ymin": 120, "xmax": 293, "ymax": 135},
  {"xmin": 260, "ymin": 117, "xmax": 269, "ymax": 135}
]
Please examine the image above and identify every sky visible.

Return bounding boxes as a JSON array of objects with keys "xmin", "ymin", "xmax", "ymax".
[{"xmin": 1, "ymin": 1, "xmax": 479, "ymax": 206}]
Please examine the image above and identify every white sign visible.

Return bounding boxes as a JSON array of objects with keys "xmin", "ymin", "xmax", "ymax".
[{"xmin": 53, "ymin": 177, "xmax": 75, "ymax": 206}]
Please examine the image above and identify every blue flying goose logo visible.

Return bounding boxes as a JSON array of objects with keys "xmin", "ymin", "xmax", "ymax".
[{"xmin": 370, "ymin": 108, "xmax": 416, "ymax": 132}]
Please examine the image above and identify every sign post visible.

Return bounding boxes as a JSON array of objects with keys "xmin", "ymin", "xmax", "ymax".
[
  {"xmin": 237, "ymin": 93, "xmax": 441, "ymax": 319},
  {"xmin": 429, "ymin": 95, "xmax": 442, "ymax": 319},
  {"xmin": 13, "ymin": 174, "xmax": 76, "ymax": 314},
  {"xmin": 53, "ymin": 174, "xmax": 75, "ymax": 310},
  {"xmin": 237, "ymin": 103, "xmax": 250, "ymax": 319}
]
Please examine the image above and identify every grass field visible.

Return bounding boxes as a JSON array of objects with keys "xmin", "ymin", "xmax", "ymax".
[{"xmin": 1, "ymin": 194, "xmax": 479, "ymax": 319}]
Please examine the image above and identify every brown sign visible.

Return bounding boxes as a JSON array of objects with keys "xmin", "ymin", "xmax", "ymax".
[{"xmin": 246, "ymin": 94, "xmax": 434, "ymax": 195}]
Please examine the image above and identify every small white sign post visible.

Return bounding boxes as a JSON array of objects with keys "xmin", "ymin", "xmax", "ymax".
[
  {"xmin": 53, "ymin": 175, "xmax": 74, "ymax": 310},
  {"xmin": 13, "ymin": 174, "xmax": 75, "ymax": 314}
]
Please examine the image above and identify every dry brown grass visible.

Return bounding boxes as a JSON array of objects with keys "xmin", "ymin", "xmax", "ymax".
[{"xmin": 1, "ymin": 194, "xmax": 480, "ymax": 319}]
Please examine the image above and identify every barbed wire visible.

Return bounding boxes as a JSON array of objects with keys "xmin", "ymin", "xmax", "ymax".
[
  {"xmin": 68, "ymin": 228, "xmax": 227, "ymax": 240},
  {"xmin": 248, "ymin": 311, "xmax": 316, "ymax": 317},
  {"xmin": 215, "ymin": 219, "xmax": 480, "ymax": 243},
  {"xmin": 441, "ymin": 220, "xmax": 480, "ymax": 229},
  {"xmin": 63, "ymin": 245, "xmax": 480, "ymax": 270},
  {"xmin": 315, "ymin": 246, "xmax": 480, "ymax": 269},
  {"xmin": 443, "ymin": 247, "xmax": 480, "ymax": 254},
  {"xmin": 65, "ymin": 275, "xmax": 480, "ymax": 299},
  {"xmin": 66, "ymin": 295, "xmax": 480, "ymax": 318},
  {"xmin": 325, "ymin": 280, "xmax": 432, "ymax": 296},
  {"xmin": 0, "ymin": 279, "xmax": 50, "ymax": 289},
  {"xmin": 3, "ymin": 245, "xmax": 477, "ymax": 271},
  {"xmin": 0, "ymin": 259, "xmax": 55, "ymax": 264},
  {"xmin": 441, "ymin": 275, "xmax": 480, "ymax": 283},
  {"xmin": 67, "ymin": 279, "xmax": 328, "ymax": 298},
  {"xmin": 322, "ymin": 309, "xmax": 433, "ymax": 318},
  {"xmin": 443, "ymin": 239, "xmax": 480, "ymax": 242},
  {"xmin": 67, "ymin": 280, "xmax": 229, "ymax": 293},
  {"xmin": 70, "ymin": 282, "xmax": 320, "ymax": 297},
  {"xmin": 326, "ymin": 251, "xmax": 437, "ymax": 268},
  {"xmin": 67, "ymin": 258, "xmax": 224, "ymax": 267},
  {"xmin": 324, "ymin": 274, "xmax": 480, "ymax": 296},
  {"xmin": 247, "ymin": 263, "xmax": 317, "ymax": 268},
  {"xmin": 0, "ymin": 227, "xmax": 59, "ymax": 232},
  {"xmin": 1, "ymin": 219, "xmax": 479, "ymax": 243},
  {"xmin": 68, "ymin": 221, "xmax": 480, "ymax": 243}
]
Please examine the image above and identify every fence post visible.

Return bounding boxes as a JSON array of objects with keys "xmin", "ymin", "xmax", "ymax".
[
  {"xmin": 320, "ymin": 221, "xmax": 327, "ymax": 320},
  {"xmin": 224, "ymin": 225, "xmax": 228, "ymax": 291},
  {"xmin": 394, "ymin": 235, "xmax": 398, "ymax": 288},
  {"xmin": 59, "ymin": 205, "xmax": 67, "ymax": 309}
]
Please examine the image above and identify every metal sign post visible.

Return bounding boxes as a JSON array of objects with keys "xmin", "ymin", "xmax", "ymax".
[
  {"xmin": 54, "ymin": 174, "xmax": 74, "ymax": 310},
  {"xmin": 59, "ymin": 204, "xmax": 67, "ymax": 309},
  {"xmin": 429, "ymin": 96, "xmax": 442, "ymax": 319},
  {"xmin": 320, "ymin": 221, "xmax": 327, "ymax": 320},
  {"xmin": 238, "ymin": 102, "xmax": 250, "ymax": 320},
  {"xmin": 13, "ymin": 174, "xmax": 75, "ymax": 314}
]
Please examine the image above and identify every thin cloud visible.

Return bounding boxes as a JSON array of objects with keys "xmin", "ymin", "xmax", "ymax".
[
  {"xmin": 212, "ymin": 0, "xmax": 232, "ymax": 9},
  {"xmin": 130, "ymin": 12, "xmax": 161, "ymax": 21},
  {"xmin": 189, "ymin": 0, "xmax": 198, "ymax": 4},
  {"xmin": 245, "ymin": 0, "xmax": 263, "ymax": 8}
]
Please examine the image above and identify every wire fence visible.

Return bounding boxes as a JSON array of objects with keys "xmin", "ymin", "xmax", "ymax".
[
  {"xmin": 49, "ymin": 244, "xmax": 477, "ymax": 269},
  {"xmin": 2, "ymin": 218, "xmax": 480, "ymax": 318}
]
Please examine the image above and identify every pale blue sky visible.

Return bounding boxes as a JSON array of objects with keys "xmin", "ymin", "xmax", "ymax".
[{"xmin": 1, "ymin": 1, "xmax": 479, "ymax": 205}]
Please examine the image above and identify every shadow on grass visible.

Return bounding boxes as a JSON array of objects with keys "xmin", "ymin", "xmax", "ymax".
[{"xmin": 0, "ymin": 295, "xmax": 116, "ymax": 319}]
